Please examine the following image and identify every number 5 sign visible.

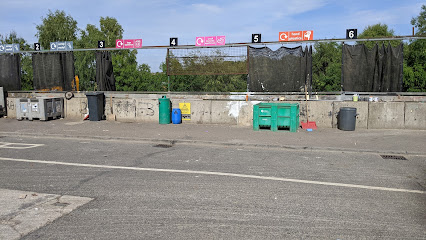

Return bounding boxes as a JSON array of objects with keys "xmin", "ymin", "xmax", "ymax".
[
  {"xmin": 252, "ymin": 34, "xmax": 261, "ymax": 43},
  {"xmin": 346, "ymin": 29, "xmax": 357, "ymax": 39}
]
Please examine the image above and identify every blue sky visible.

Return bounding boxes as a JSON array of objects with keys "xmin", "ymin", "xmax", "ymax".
[{"xmin": 0, "ymin": 0, "xmax": 424, "ymax": 72}]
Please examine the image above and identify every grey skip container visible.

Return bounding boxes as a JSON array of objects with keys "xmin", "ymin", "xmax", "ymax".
[
  {"xmin": 16, "ymin": 97, "xmax": 64, "ymax": 121},
  {"xmin": 338, "ymin": 107, "xmax": 357, "ymax": 131}
]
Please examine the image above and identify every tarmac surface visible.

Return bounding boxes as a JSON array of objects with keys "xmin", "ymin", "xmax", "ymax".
[
  {"xmin": 0, "ymin": 117, "xmax": 425, "ymax": 239},
  {"xmin": 0, "ymin": 117, "xmax": 425, "ymax": 155}
]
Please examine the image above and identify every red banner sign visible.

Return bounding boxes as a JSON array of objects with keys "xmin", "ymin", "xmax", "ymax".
[
  {"xmin": 196, "ymin": 36, "xmax": 226, "ymax": 46},
  {"xmin": 279, "ymin": 31, "xmax": 313, "ymax": 42},
  {"xmin": 116, "ymin": 39, "xmax": 143, "ymax": 48}
]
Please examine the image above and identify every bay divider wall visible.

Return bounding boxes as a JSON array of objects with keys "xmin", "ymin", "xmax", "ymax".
[{"xmin": 5, "ymin": 91, "xmax": 426, "ymax": 130}]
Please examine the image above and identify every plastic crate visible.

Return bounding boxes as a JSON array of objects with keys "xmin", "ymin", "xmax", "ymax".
[
  {"xmin": 253, "ymin": 103, "xmax": 299, "ymax": 132},
  {"xmin": 16, "ymin": 97, "xmax": 64, "ymax": 121}
]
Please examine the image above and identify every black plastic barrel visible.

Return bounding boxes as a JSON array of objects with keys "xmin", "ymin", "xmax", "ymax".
[
  {"xmin": 338, "ymin": 107, "xmax": 357, "ymax": 131},
  {"xmin": 85, "ymin": 92, "xmax": 104, "ymax": 121}
]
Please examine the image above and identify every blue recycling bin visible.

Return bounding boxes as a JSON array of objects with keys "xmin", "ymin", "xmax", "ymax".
[{"xmin": 172, "ymin": 108, "xmax": 182, "ymax": 124}]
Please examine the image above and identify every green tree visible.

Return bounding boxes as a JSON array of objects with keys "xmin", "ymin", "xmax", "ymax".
[
  {"xmin": 312, "ymin": 42, "xmax": 342, "ymax": 91},
  {"xmin": 75, "ymin": 23, "xmax": 106, "ymax": 90},
  {"xmin": 404, "ymin": 4, "xmax": 426, "ymax": 91},
  {"xmin": 0, "ymin": 31, "xmax": 33, "ymax": 90},
  {"xmin": 411, "ymin": 5, "xmax": 426, "ymax": 34},
  {"xmin": 165, "ymin": 50, "xmax": 247, "ymax": 92},
  {"xmin": 357, "ymin": 23, "xmax": 401, "ymax": 49},
  {"xmin": 75, "ymin": 16, "xmax": 144, "ymax": 92},
  {"xmin": 35, "ymin": 10, "xmax": 78, "ymax": 50},
  {"xmin": 99, "ymin": 17, "xmax": 124, "ymax": 47},
  {"xmin": 74, "ymin": 17, "xmax": 132, "ymax": 91},
  {"xmin": 113, "ymin": 49, "xmax": 140, "ymax": 91}
]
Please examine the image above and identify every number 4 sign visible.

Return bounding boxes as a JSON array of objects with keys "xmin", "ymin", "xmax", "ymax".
[
  {"xmin": 170, "ymin": 38, "xmax": 178, "ymax": 47},
  {"xmin": 346, "ymin": 29, "xmax": 357, "ymax": 39}
]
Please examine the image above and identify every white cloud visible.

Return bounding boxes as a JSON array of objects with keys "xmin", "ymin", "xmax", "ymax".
[{"xmin": 191, "ymin": 3, "xmax": 223, "ymax": 14}]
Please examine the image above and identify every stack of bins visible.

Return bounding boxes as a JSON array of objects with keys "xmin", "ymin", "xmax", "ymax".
[{"xmin": 253, "ymin": 103, "xmax": 299, "ymax": 132}]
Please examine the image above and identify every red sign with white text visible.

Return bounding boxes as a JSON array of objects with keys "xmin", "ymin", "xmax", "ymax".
[
  {"xmin": 116, "ymin": 39, "xmax": 142, "ymax": 48},
  {"xmin": 279, "ymin": 30, "xmax": 313, "ymax": 42},
  {"xmin": 196, "ymin": 36, "xmax": 225, "ymax": 46}
]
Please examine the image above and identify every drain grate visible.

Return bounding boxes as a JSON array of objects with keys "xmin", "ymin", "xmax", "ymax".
[
  {"xmin": 153, "ymin": 144, "xmax": 173, "ymax": 148},
  {"xmin": 380, "ymin": 155, "xmax": 407, "ymax": 160}
]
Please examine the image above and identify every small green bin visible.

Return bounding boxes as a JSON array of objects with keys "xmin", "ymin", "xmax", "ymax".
[{"xmin": 253, "ymin": 103, "xmax": 299, "ymax": 132}]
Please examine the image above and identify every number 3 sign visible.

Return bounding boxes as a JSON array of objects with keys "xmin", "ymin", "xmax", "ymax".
[{"xmin": 98, "ymin": 40, "xmax": 105, "ymax": 48}]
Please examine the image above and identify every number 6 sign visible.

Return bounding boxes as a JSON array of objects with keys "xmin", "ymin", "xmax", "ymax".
[{"xmin": 346, "ymin": 29, "xmax": 357, "ymax": 39}]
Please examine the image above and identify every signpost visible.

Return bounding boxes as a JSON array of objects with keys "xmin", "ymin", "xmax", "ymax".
[
  {"xmin": 279, "ymin": 30, "xmax": 313, "ymax": 42},
  {"xmin": 0, "ymin": 44, "xmax": 20, "ymax": 53},
  {"xmin": 50, "ymin": 41, "xmax": 73, "ymax": 51},
  {"xmin": 116, "ymin": 39, "xmax": 142, "ymax": 49},
  {"xmin": 66, "ymin": 41, "xmax": 73, "ymax": 50},
  {"xmin": 57, "ymin": 42, "xmax": 66, "ymax": 51},
  {"xmin": 98, "ymin": 41, "xmax": 105, "ymax": 48},
  {"xmin": 252, "ymin": 34, "xmax": 261, "ymax": 43},
  {"xmin": 170, "ymin": 38, "xmax": 178, "ymax": 47},
  {"xmin": 196, "ymin": 36, "xmax": 225, "ymax": 46},
  {"xmin": 346, "ymin": 29, "xmax": 357, "ymax": 39},
  {"xmin": 179, "ymin": 103, "xmax": 191, "ymax": 121},
  {"xmin": 5, "ymin": 44, "xmax": 13, "ymax": 53}
]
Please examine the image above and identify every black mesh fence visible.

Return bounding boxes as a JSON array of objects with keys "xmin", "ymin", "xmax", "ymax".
[
  {"xmin": 32, "ymin": 52, "xmax": 75, "ymax": 91},
  {"xmin": 167, "ymin": 46, "xmax": 248, "ymax": 75},
  {"xmin": 96, "ymin": 51, "xmax": 116, "ymax": 91},
  {"xmin": 248, "ymin": 46, "xmax": 312, "ymax": 92},
  {"xmin": 342, "ymin": 43, "xmax": 403, "ymax": 92},
  {"xmin": 0, "ymin": 54, "xmax": 21, "ymax": 91}
]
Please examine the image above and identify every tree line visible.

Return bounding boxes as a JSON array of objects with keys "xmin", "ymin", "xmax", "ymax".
[{"xmin": 1, "ymin": 5, "xmax": 425, "ymax": 92}]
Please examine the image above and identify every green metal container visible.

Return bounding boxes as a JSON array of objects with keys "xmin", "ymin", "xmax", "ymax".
[
  {"xmin": 158, "ymin": 96, "xmax": 171, "ymax": 124},
  {"xmin": 253, "ymin": 103, "xmax": 299, "ymax": 132}
]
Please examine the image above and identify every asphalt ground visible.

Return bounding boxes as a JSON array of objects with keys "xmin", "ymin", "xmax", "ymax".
[
  {"xmin": 0, "ymin": 118, "xmax": 425, "ymax": 239},
  {"xmin": 0, "ymin": 117, "xmax": 425, "ymax": 155}
]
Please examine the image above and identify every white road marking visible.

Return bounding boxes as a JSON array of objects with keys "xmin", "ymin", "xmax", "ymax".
[
  {"xmin": 0, "ymin": 142, "xmax": 44, "ymax": 149},
  {"xmin": 64, "ymin": 122, "xmax": 85, "ymax": 126},
  {"xmin": 0, "ymin": 157, "xmax": 424, "ymax": 195}
]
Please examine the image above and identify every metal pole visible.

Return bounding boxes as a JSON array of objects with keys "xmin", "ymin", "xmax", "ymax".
[
  {"xmin": 4, "ymin": 36, "xmax": 426, "ymax": 55},
  {"xmin": 166, "ymin": 48, "xmax": 170, "ymax": 92},
  {"xmin": 246, "ymin": 45, "xmax": 250, "ymax": 92}
]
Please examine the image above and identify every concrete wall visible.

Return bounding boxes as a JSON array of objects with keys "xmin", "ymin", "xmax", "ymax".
[
  {"xmin": 404, "ymin": 102, "xmax": 426, "ymax": 130},
  {"xmin": 368, "ymin": 102, "xmax": 405, "ymax": 129},
  {"xmin": 4, "ymin": 92, "xmax": 426, "ymax": 130},
  {"xmin": 6, "ymin": 98, "xmax": 17, "ymax": 119},
  {"xmin": 0, "ymin": 87, "xmax": 4, "ymax": 109}
]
